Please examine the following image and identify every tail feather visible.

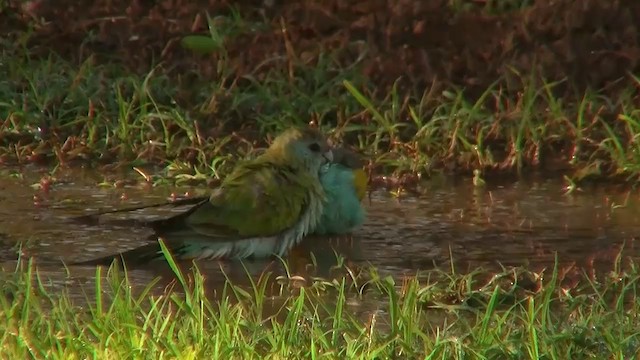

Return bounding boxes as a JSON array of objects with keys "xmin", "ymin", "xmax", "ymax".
[
  {"xmin": 71, "ymin": 233, "xmax": 283, "ymax": 267},
  {"xmin": 70, "ymin": 198, "xmax": 213, "ymax": 267},
  {"xmin": 70, "ymin": 239, "xmax": 171, "ymax": 267},
  {"xmin": 70, "ymin": 196, "xmax": 208, "ymax": 227},
  {"xmin": 147, "ymin": 198, "xmax": 210, "ymax": 234}
]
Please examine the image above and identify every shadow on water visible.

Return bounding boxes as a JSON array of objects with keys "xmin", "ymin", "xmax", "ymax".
[{"xmin": 2, "ymin": 166, "xmax": 640, "ymax": 303}]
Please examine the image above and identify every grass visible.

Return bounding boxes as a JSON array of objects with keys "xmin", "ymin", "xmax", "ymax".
[
  {"xmin": 3, "ymin": 31, "xmax": 640, "ymax": 192},
  {"xmin": 1, "ymin": 245, "xmax": 640, "ymax": 358},
  {"xmin": 2, "ymin": 8, "xmax": 640, "ymax": 357}
]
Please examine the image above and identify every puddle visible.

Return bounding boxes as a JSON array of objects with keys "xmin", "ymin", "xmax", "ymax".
[{"xmin": 1, "ymin": 166, "xmax": 640, "ymax": 303}]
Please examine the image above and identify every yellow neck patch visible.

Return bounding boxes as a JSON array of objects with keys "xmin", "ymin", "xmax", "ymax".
[{"xmin": 352, "ymin": 169, "xmax": 368, "ymax": 201}]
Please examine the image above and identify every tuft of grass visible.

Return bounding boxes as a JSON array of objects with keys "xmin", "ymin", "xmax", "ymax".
[
  {"xmin": 1, "ymin": 251, "xmax": 640, "ymax": 358},
  {"xmin": 3, "ymin": 24, "xmax": 640, "ymax": 189}
]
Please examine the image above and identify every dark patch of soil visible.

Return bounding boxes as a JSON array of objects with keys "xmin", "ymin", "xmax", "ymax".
[{"xmin": 3, "ymin": 0, "xmax": 640, "ymax": 99}]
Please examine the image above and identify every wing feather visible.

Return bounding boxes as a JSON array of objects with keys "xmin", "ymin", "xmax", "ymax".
[{"xmin": 157, "ymin": 161, "xmax": 313, "ymax": 241}]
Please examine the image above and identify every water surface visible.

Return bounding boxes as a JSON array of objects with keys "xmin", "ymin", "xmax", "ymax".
[{"xmin": 2, "ymin": 166, "xmax": 640, "ymax": 302}]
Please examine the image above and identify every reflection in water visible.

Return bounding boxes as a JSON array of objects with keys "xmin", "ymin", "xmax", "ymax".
[{"xmin": 1, "ymin": 167, "xmax": 640, "ymax": 301}]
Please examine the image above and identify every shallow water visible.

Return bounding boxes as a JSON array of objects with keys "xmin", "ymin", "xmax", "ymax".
[{"xmin": 2, "ymin": 166, "xmax": 640, "ymax": 302}]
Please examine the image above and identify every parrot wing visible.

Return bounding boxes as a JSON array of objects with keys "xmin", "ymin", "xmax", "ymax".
[{"xmin": 151, "ymin": 162, "xmax": 312, "ymax": 241}]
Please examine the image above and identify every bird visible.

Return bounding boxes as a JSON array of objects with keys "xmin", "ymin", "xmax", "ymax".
[
  {"xmin": 72, "ymin": 127, "xmax": 333, "ymax": 266},
  {"xmin": 313, "ymin": 147, "xmax": 367, "ymax": 236}
]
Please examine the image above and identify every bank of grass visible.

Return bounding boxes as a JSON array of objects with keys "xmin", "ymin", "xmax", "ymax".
[
  {"xmin": 3, "ymin": 28, "xmax": 640, "ymax": 188},
  {"xmin": 1, "ymin": 245, "xmax": 640, "ymax": 359}
]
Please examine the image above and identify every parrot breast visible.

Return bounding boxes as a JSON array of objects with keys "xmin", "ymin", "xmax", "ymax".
[{"xmin": 313, "ymin": 163, "xmax": 367, "ymax": 235}]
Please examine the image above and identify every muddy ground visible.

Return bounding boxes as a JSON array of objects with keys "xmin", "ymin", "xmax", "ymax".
[{"xmin": 3, "ymin": 0, "xmax": 640, "ymax": 100}]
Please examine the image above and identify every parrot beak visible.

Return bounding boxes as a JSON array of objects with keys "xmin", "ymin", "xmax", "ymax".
[{"xmin": 322, "ymin": 149, "xmax": 334, "ymax": 163}]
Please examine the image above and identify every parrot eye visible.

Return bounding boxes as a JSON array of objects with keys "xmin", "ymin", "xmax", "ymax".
[{"xmin": 308, "ymin": 143, "xmax": 321, "ymax": 152}]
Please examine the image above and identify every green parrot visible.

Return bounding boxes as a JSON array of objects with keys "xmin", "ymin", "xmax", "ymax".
[
  {"xmin": 313, "ymin": 147, "xmax": 367, "ymax": 235},
  {"xmin": 73, "ymin": 127, "xmax": 333, "ymax": 266}
]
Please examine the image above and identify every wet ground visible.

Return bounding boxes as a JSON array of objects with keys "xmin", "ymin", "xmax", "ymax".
[{"xmin": 2, "ymin": 167, "xmax": 640, "ymax": 303}]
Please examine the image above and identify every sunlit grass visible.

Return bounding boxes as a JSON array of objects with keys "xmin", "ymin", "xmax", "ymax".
[
  {"xmin": 2, "ymin": 16, "xmax": 640, "ymax": 190},
  {"xmin": 2, "ymin": 4, "xmax": 640, "ymax": 359},
  {"xmin": 1, "ymin": 247, "xmax": 640, "ymax": 358}
]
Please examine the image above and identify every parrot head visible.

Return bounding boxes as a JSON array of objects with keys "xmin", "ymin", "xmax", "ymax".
[
  {"xmin": 266, "ymin": 127, "xmax": 333, "ymax": 175},
  {"xmin": 332, "ymin": 147, "xmax": 365, "ymax": 168}
]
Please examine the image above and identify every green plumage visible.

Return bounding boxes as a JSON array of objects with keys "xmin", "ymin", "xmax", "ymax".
[
  {"xmin": 73, "ymin": 127, "xmax": 333, "ymax": 266},
  {"xmin": 179, "ymin": 163, "xmax": 310, "ymax": 238}
]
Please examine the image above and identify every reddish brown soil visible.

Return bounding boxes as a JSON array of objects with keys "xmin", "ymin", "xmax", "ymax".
[{"xmin": 3, "ymin": 0, "xmax": 640, "ymax": 99}]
